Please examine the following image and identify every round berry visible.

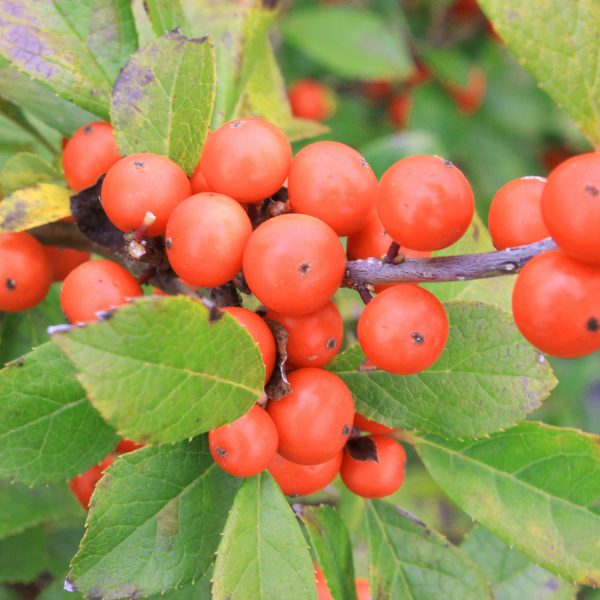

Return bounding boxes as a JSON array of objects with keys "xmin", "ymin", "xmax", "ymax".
[
  {"xmin": 315, "ymin": 565, "xmax": 333, "ymax": 600},
  {"xmin": 190, "ymin": 162, "xmax": 212, "ymax": 194},
  {"xmin": 268, "ymin": 451, "xmax": 342, "ymax": 497},
  {"xmin": 62, "ymin": 121, "xmax": 120, "ymax": 192},
  {"xmin": 388, "ymin": 93, "xmax": 412, "ymax": 129},
  {"xmin": 222, "ymin": 307, "xmax": 276, "ymax": 383},
  {"xmin": 209, "ymin": 404, "xmax": 278, "ymax": 477},
  {"xmin": 267, "ymin": 368, "xmax": 354, "ymax": 465},
  {"xmin": 165, "ymin": 192, "xmax": 252, "ymax": 288},
  {"xmin": 288, "ymin": 141, "xmax": 377, "ymax": 236},
  {"xmin": 488, "ymin": 177, "xmax": 549, "ymax": 250},
  {"xmin": 354, "ymin": 413, "xmax": 395, "ymax": 435},
  {"xmin": 541, "ymin": 152, "xmax": 600, "ymax": 265},
  {"xmin": 101, "ymin": 153, "xmax": 191, "ymax": 236},
  {"xmin": 341, "ymin": 435, "xmax": 406, "ymax": 498},
  {"xmin": 44, "ymin": 246, "xmax": 91, "ymax": 282},
  {"xmin": 357, "ymin": 285, "xmax": 449, "ymax": 375},
  {"xmin": 60, "ymin": 260, "xmax": 143, "ymax": 324},
  {"xmin": 446, "ymin": 66, "xmax": 486, "ymax": 115},
  {"xmin": 201, "ymin": 118, "xmax": 292, "ymax": 203},
  {"xmin": 243, "ymin": 214, "xmax": 346, "ymax": 316},
  {"xmin": 69, "ymin": 454, "xmax": 114, "ymax": 509},
  {"xmin": 288, "ymin": 80, "xmax": 336, "ymax": 122},
  {"xmin": 377, "ymin": 155, "xmax": 474, "ymax": 251},
  {"xmin": 0, "ymin": 232, "xmax": 52, "ymax": 312},
  {"xmin": 115, "ymin": 439, "xmax": 144, "ymax": 454},
  {"xmin": 512, "ymin": 249, "xmax": 600, "ymax": 358},
  {"xmin": 266, "ymin": 301, "xmax": 343, "ymax": 368}
]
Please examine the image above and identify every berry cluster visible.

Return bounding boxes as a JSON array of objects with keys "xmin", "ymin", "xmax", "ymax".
[{"xmin": 2, "ymin": 112, "xmax": 598, "ymax": 509}]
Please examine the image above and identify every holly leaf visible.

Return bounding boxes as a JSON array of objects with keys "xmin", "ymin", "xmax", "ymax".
[
  {"xmin": 0, "ymin": 0, "xmax": 138, "ymax": 119},
  {"xmin": 0, "ymin": 343, "xmax": 119, "ymax": 486},
  {"xmin": 52, "ymin": 296, "xmax": 265, "ymax": 444},
  {"xmin": 281, "ymin": 6, "xmax": 413, "ymax": 81},
  {"xmin": 366, "ymin": 501, "xmax": 490, "ymax": 599},
  {"xmin": 212, "ymin": 472, "xmax": 316, "ymax": 600},
  {"xmin": 298, "ymin": 504, "xmax": 357, "ymax": 600},
  {"xmin": 478, "ymin": 0, "xmax": 600, "ymax": 147},
  {"xmin": 329, "ymin": 301, "xmax": 556, "ymax": 439},
  {"xmin": 0, "ymin": 152, "xmax": 60, "ymax": 195},
  {"xmin": 111, "ymin": 30, "xmax": 216, "ymax": 175},
  {"xmin": 0, "ymin": 480, "xmax": 80, "ymax": 539},
  {"xmin": 415, "ymin": 422, "xmax": 600, "ymax": 585},
  {"xmin": 0, "ymin": 184, "xmax": 71, "ymax": 233},
  {"xmin": 461, "ymin": 525, "xmax": 577, "ymax": 600},
  {"xmin": 67, "ymin": 437, "xmax": 241, "ymax": 599}
]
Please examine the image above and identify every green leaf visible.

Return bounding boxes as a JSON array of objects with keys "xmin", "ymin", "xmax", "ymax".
[
  {"xmin": 0, "ymin": 526, "xmax": 46, "ymax": 584},
  {"xmin": 461, "ymin": 525, "xmax": 577, "ymax": 600},
  {"xmin": 68, "ymin": 437, "xmax": 241, "ymax": 599},
  {"xmin": 212, "ymin": 472, "xmax": 316, "ymax": 600},
  {"xmin": 0, "ymin": 284, "xmax": 63, "ymax": 366},
  {"xmin": 144, "ymin": 0, "xmax": 188, "ymax": 36},
  {"xmin": 478, "ymin": 0, "xmax": 600, "ymax": 147},
  {"xmin": 415, "ymin": 422, "xmax": 600, "ymax": 585},
  {"xmin": 0, "ymin": 152, "xmax": 60, "ymax": 195},
  {"xmin": 329, "ymin": 302, "xmax": 556, "ymax": 439},
  {"xmin": 0, "ymin": 0, "xmax": 138, "ymax": 119},
  {"xmin": 0, "ymin": 480, "xmax": 80, "ymax": 539},
  {"xmin": 52, "ymin": 296, "xmax": 265, "ymax": 444},
  {"xmin": 366, "ymin": 501, "xmax": 490, "ymax": 599},
  {"xmin": 111, "ymin": 31, "xmax": 216, "ymax": 174},
  {"xmin": 281, "ymin": 6, "xmax": 413, "ymax": 81},
  {"xmin": 0, "ymin": 183, "xmax": 71, "ymax": 233},
  {"xmin": 0, "ymin": 343, "xmax": 118, "ymax": 486},
  {"xmin": 299, "ymin": 505, "xmax": 357, "ymax": 600}
]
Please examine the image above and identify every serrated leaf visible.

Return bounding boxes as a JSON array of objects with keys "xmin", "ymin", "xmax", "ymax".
[
  {"xmin": 0, "ymin": 480, "xmax": 80, "ymax": 539},
  {"xmin": 0, "ymin": 343, "xmax": 118, "ymax": 486},
  {"xmin": 111, "ymin": 31, "xmax": 216, "ymax": 174},
  {"xmin": 68, "ymin": 437, "xmax": 241, "ymax": 599},
  {"xmin": 298, "ymin": 505, "xmax": 357, "ymax": 600},
  {"xmin": 461, "ymin": 525, "xmax": 577, "ymax": 600},
  {"xmin": 281, "ymin": 6, "xmax": 413, "ymax": 81},
  {"xmin": 0, "ymin": 183, "xmax": 71, "ymax": 233},
  {"xmin": 366, "ymin": 501, "xmax": 490, "ymax": 599},
  {"xmin": 478, "ymin": 0, "xmax": 600, "ymax": 147},
  {"xmin": 0, "ymin": 284, "xmax": 64, "ymax": 366},
  {"xmin": 329, "ymin": 302, "xmax": 556, "ymax": 439},
  {"xmin": 415, "ymin": 422, "xmax": 600, "ymax": 585},
  {"xmin": 0, "ymin": 525, "xmax": 46, "ymax": 584},
  {"xmin": 52, "ymin": 296, "xmax": 265, "ymax": 444},
  {"xmin": 0, "ymin": 152, "xmax": 60, "ymax": 195},
  {"xmin": 0, "ymin": 0, "xmax": 138, "ymax": 119},
  {"xmin": 212, "ymin": 472, "xmax": 316, "ymax": 600}
]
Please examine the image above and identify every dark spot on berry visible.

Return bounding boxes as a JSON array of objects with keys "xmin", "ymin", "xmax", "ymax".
[
  {"xmin": 84, "ymin": 125, "xmax": 93, "ymax": 134},
  {"xmin": 165, "ymin": 237, "xmax": 173, "ymax": 249},
  {"xmin": 443, "ymin": 159, "xmax": 454, "ymax": 168},
  {"xmin": 587, "ymin": 317, "xmax": 599, "ymax": 332},
  {"xmin": 298, "ymin": 262, "xmax": 310, "ymax": 275},
  {"xmin": 325, "ymin": 337, "xmax": 336, "ymax": 349},
  {"xmin": 342, "ymin": 424, "xmax": 351, "ymax": 437},
  {"xmin": 216, "ymin": 447, "xmax": 227, "ymax": 458},
  {"xmin": 133, "ymin": 161, "xmax": 145, "ymax": 168},
  {"xmin": 230, "ymin": 120, "xmax": 242, "ymax": 128},
  {"xmin": 5, "ymin": 278, "xmax": 16, "ymax": 291},
  {"xmin": 585, "ymin": 185, "xmax": 599, "ymax": 197},
  {"xmin": 411, "ymin": 332, "xmax": 425, "ymax": 345}
]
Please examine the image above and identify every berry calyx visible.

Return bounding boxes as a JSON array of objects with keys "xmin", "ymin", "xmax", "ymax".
[
  {"xmin": 201, "ymin": 117, "xmax": 292, "ymax": 204},
  {"xmin": 209, "ymin": 404, "xmax": 278, "ymax": 477},
  {"xmin": 288, "ymin": 141, "xmax": 377, "ymax": 236},
  {"xmin": 266, "ymin": 300, "xmax": 343, "ymax": 368},
  {"xmin": 101, "ymin": 153, "xmax": 191, "ymax": 236},
  {"xmin": 60, "ymin": 260, "xmax": 143, "ymax": 324},
  {"xmin": 0, "ymin": 232, "xmax": 52, "ymax": 312},
  {"xmin": 340, "ymin": 435, "xmax": 407, "ymax": 498},
  {"xmin": 62, "ymin": 121, "xmax": 120, "ymax": 192},
  {"xmin": 377, "ymin": 155, "xmax": 474, "ymax": 251},
  {"xmin": 165, "ymin": 192, "xmax": 252, "ymax": 288},
  {"xmin": 357, "ymin": 285, "xmax": 449, "ymax": 375},
  {"xmin": 512, "ymin": 249, "xmax": 600, "ymax": 358},
  {"xmin": 222, "ymin": 307, "xmax": 276, "ymax": 383},
  {"xmin": 243, "ymin": 214, "xmax": 346, "ymax": 316},
  {"xmin": 267, "ymin": 368, "xmax": 354, "ymax": 465}
]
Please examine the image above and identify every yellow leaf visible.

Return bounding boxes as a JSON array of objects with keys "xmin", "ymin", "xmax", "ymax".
[{"xmin": 0, "ymin": 184, "xmax": 71, "ymax": 233}]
